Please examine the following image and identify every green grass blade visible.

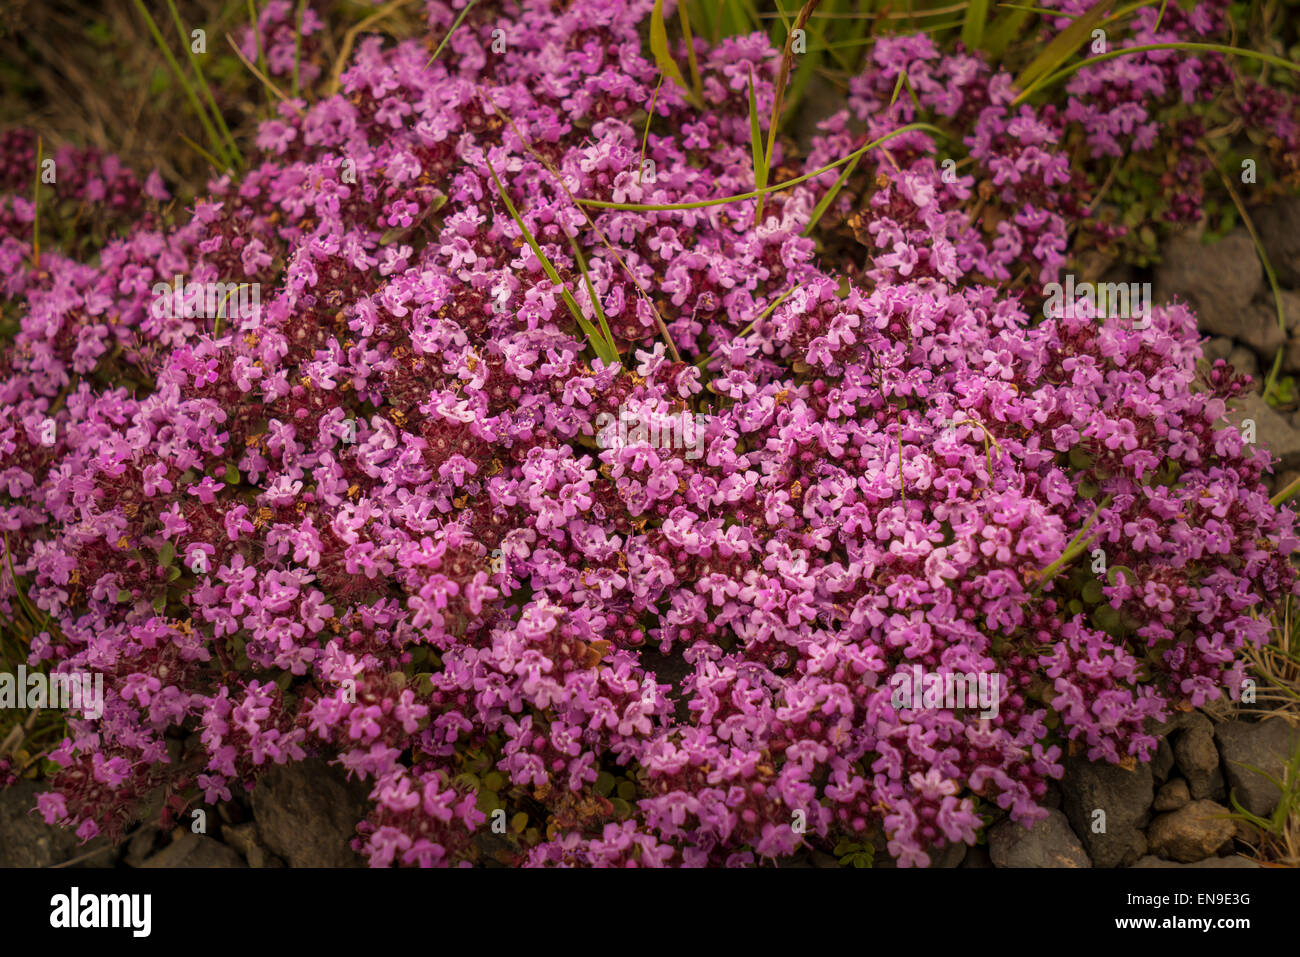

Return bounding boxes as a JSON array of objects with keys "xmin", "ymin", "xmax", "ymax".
[
  {"xmin": 486, "ymin": 163, "xmax": 618, "ymax": 366},
  {"xmin": 1015, "ymin": 41, "xmax": 1300, "ymax": 104},
  {"xmin": 581, "ymin": 121, "xmax": 944, "ymax": 212},
  {"xmin": 747, "ymin": 69, "xmax": 768, "ymax": 196},
  {"xmin": 426, "ymin": 0, "xmax": 479, "ymax": 68},
  {"xmin": 1013, "ymin": 0, "xmax": 1114, "ymax": 93},
  {"xmin": 651, "ymin": 0, "xmax": 703, "ymax": 108},
  {"xmin": 164, "ymin": 0, "xmax": 242, "ymax": 169},
  {"xmin": 677, "ymin": 0, "xmax": 704, "ymax": 105},
  {"xmin": 961, "ymin": 0, "xmax": 990, "ymax": 48},
  {"xmin": 803, "ymin": 153, "xmax": 861, "ymax": 237},
  {"xmin": 131, "ymin": 0, "xmax": 234, "ymax": 171},
  {"xmin": 566, "ymin": 234, "xmax": 620, "ymax": 362}
]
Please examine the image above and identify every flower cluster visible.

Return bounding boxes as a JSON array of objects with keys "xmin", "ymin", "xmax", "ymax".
[{"xmin": 0, "ymin": 0, "xmax": 1296, "ymax": 867}]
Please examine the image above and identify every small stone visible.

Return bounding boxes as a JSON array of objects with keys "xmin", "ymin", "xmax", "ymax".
[
  {"xmin": 140, "ymin": 831, "xmax": 247, "ymax": 868},
  {"xmin": 124, "ymin": 826, "xmax": 163, "ymax": 867},
  {"xmin": 930, "ymin": 841, "xmax": 967, "ymax": 868},
  {"xmin": 1171, "ymin": 713, "xmax": 1224, "ymax": 801},
  {"xmin": 1151, "ymin": 738, "xmax": 1175, "ymax": 784},
  {"xmin": 1146, "ymin": 800, "xmax": 1237, "ymax": 863},
  {"xmin": 1203, "ymin": 337, "xmax": 1235, "ymax": 363},
  {"xmin": 250, "ymin": 758, "xmax": 368, "ymax": 868},
  {"xmin": 1226, "ymin": 344, "xmax": 1260, "ymax": 385},
  {"xmin": 0, "ymin": 782, "xmax": 77, "ymax": 867},
  {"xmin": 222, "ymin": 821, "xmax": 284, "ymax": 868},
  {"xmin": 1156, "ymin": 230, "xmax": 1263, "ymax": 339},
  {"xmin": 1225, "ymin": 392, "xmax": 1300, "ymax": 470},
  {"xmin": 1271, "ymin": 469, "xmax": 1300, "ymax": 499},
  {"xmin": 959, "ymin": 844, "xmax": 994, "ymax": 868},
  {"xmin": 989, "ymin": 808, "xmax": 1091, "ymax": 868},
  {"xmin": 1254, "ymin": 195, "xmax": 1300, "ymax": 289},
  {"xmin": 1131, "ymin": 854, "xmax": 1259, "ymax": 869},
  {"xmin": 1214, "ymin": 718, "xmax": 1300, "ymax": 818},
  {"xmin": 1154, "ymin": 778, "xmax": 1190, "ymax": 812},
  {"xmin": 1061, "ymin": 757, "xmax": 1152, "ymax": 868}
]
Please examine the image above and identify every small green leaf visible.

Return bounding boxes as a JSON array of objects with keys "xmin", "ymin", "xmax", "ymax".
[
  {"xmin": 511, "ymin": 812, "xmax": 529, "ymax": 833},
  {"xmin": 152, "ymin": 595, "xmax": 167, "ymax": 613},
  {"xmin": 594, "ymin": 771, "xmax": 616, "ymax": 796},
  {"xmin": 1081, "ymin": 580, "xmax": 1104, "ymax": 604},
  {"xmin": 1068, "ymin": 446, "xmax": 1094, "ymax": 469},
  {"xmin": 167, "ymin": 565, "xmax": 182, "ymax": 582},
  {"xmin": 616, "ymin": 780, "xmax": 637, "ymax": 801},
  {"xmin": 225, "ymin": 464, "xmax": 240, "ymax": 485},
  {"xmin": 159, "ymin": 540, "xmax": 175, "ymax": 567},
  {"xmin": 1107, "ymin": 565, "xmax": 1137, "ymax": 587},
  {"xmin": 650, "ymin": 0, "xmax": 703, "ymax": 108},
  {"xmin": 116, "ymin": 589, "xmax": 132, "ymax": 603}
]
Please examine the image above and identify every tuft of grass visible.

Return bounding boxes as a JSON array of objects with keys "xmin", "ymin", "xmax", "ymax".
[
  {"xmin": 581, "ymin": 121, "xmax": 944, "ymax": 212},
  {"xmin": 1014, "ymin": 41, "xmax": 1300, "ymax": 105},
  {"xmin": 131, "ymin": 0, "xmax": 241, "ymax": 171},
  {"xmin": 485, "ymin": 161, "xmax": 621, "ymax": 366},
  {"xmin": 1225, "ymin": 725, "xmax": 1300, "ymax": 867}
]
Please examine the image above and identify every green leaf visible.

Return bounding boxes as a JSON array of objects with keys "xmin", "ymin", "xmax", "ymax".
[
  {"xmin": 159, "ymin": 540, "xmax": 175, "ymax": 567},
  {"xmin": 747, "ymin": 69, "xmax": 767, "ymax": 196},
  {"xmin": 1107, "ymin": 564, "xmax": 1137, "ymax": 587},
  {"xmin": 1014, "ymin": 0, "xmax": 1115, "ymax": 94},
  {"xmin": 616, "ymin": 780, "xmax": 637, "ymax": 801},
  {"xmin": 225, "ymin": 464, "xmax": 241, "ymax": 485},
  {"xmin": 594, "ymin": 771, "xmax": 616, "ymax": 796},
  {"xmin": 152, "ymin": 595, "xmax": 167, "ymax": 614},
  {"xmin": 167, "ymin": 565, "xmax": 182, "ymax": 582},
  {"xmin": 511, "ymin": 812, "xmax": 529, "ymax": 833},
  {"xmin": 116, "ymin": 589, "xmax": 132, "ymax": 604},
  {"xmin": 1081, "ymin": 579, "xmax": 1104, "ymax": 604},
  {"xmin": 650, "ymin": 0, "xmax": 702, "ymax": 109},
  {"xmin": 961, "ymin": 0, "xmax": 991, "ymax": 49},
  {"xmin": 983, "ymin": 6, "xmax": 1031, "ymax": 59}
]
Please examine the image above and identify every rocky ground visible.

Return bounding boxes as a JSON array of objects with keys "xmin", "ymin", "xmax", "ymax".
[
  {"xmin": 3, "ymin": 202, "xmax": 1300, "ymax": 870},
  {"xmin": 2, "ymin": 710, "xmax": 1294, "ymax": 868}
]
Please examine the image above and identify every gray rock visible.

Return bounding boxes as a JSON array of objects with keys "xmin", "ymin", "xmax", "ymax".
[
  {"xmin": 1156, "ymin": 230, "xmax": 1263, "ymax": 338},
  {"xmin": 1225, "ymin": 392, "xmax": 1300, "ymax": 470},
  {"xmin": 250, "ymin": 758, "xmax": 368, "ymax": 867},
  {"xmin": 1131, "ymin": 854, "xmax": 1259, "ymax": 868},
  {"xmin": 1146, "ymin": 800, "xmax": 1237, "ymax": 863},
  {"xmin": 1271, "ymin": 469, "xmax": 1300, "ymax": 499},
  {"xmin": 1062, "ymin": 757, "xmax": 1153, "ymax": 867},
  {"xmin": 1253, "ymin": 194, "xmax": 1300, "ymax": 289},
  {"xmin": 0, "ymin": 782, "xmax": 78, "ymax": 867},
  {"xmin": 1226, "ymin": 344, "xmax": 1260, "ymax": 385},
  {"xmin": 1203, "ymin": 336, "xmax": 1235, "ymax": 363},
  {"xmin": 140, "ymin": 831, "xmax": 246, "ymax": 868},
  {"xmin": 930, "ymin": 841, "xmax": 967, "ymax": 868},
  {"xmin": 1171, "ymin": 713, "xmax": 1224, "ymax": 801},
  {"xmin": 1249, "ymin": 291, "xmax": 1300, "ymax": 372},
  {"xmin": 959, "ymin": 844, "xmax": 994, "ymax": 868},
  {"xmin": 1152, "ymin": 738, "xmax": 1175, "ymax": 784},
  {"xmin": 1214, "ymin": 718, "xmax": 1300, "ymax": 818},
  {"xmin": 989, "ymin": 808, "xmax": 1091, "ymax": 868},
  {"xmin": 222, "ymin": 821, "xmax": 285, "ymax": 868},
  {"xmin": 123, "ymin": 826, "xmax": 164, "ymax": 867},
  {"xmin": 1154, "ymin": 778, "xmax": 1191, "ymax": 812}
]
